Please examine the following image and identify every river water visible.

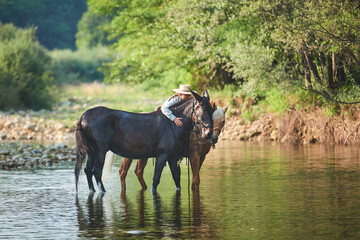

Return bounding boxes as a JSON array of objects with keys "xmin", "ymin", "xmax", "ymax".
[{"xmin": 1, "ymin": 141, "xmax": 360, "ymax": 239}]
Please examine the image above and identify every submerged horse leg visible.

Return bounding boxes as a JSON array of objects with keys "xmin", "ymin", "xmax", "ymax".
[
  {"xmin": 93, "ymin": 151, "xmax": 107, "ymax": 193},
  {"xmin": 84, "ymin": 153, "xmax": 96, "ymax": 192},
  {"xmin": 168, "ymin": 157, "xmax": 181, "ymax": 191},
  {"xmin": 189, "ymin": 152, "xmax": 201, "ymax": 191},
  {"xmin": 152, "ymin": 155, "xmax": 167, "ymax": 194},
  {"xmin": 119, "ymin": 158, "xmax": 133, "ymax": 191},
  {"xmin": 134, "ymin": 159, "xmax": 148, "ymax": 190}
]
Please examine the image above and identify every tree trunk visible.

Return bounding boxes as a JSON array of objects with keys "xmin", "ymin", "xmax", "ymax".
[
  {"xmin": 303, "ymin": 49, "xmax": 322, "ymax": 87},
  {"xmin": 337, "ymin": 54, "xmax": 346, "ymax": 85},
  {"xmin": 327, "ymin": 53, "xmax": 334, "ymax": 89}
]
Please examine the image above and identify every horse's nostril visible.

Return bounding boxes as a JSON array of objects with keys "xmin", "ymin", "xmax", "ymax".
[{"xmin": 204, "ymin": 132, "xmax": 212, "ymax": 139}]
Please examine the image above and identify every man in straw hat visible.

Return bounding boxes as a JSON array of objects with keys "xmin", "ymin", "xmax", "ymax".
[{"xmin": 160, "ymin": 84, "xmax": 194, "ymax": 127}]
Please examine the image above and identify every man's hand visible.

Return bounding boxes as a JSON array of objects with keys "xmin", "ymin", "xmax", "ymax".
[{"xmin": 174, "ymin": 117, "xmax": 183, "ymax": 127}]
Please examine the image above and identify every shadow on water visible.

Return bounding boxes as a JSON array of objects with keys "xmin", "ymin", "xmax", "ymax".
[{"xmin": 75, "ymin": 189, "xmax": 219, "ymax": 239}]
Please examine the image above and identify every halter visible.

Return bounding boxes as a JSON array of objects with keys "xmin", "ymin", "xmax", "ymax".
[{"xmin": 213, "ymin": 127, "xmax": 221, "ymax": 132}]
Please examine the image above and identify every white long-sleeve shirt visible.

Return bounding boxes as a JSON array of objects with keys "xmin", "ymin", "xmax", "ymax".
[{"xmin": 161, "ymin": 95, "xmax": 181, "ymax": 121}]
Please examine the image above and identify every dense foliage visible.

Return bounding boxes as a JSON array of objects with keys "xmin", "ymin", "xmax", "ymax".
[
  {"xmin": 50, "ymin": 47, "xmax": 111, "ymax": 84},
  {"xmin": 90, "ymin": 0, "xmax": 360, "ymax": 102},
  {"xmin": 0, "ymin": 0, "xmax": 86, "ymax": 49},
  {"xmin": 0, "ymin": 23, "xmax": 53, "ymax": 110},
  {"xmin": 75, "ymin": 11, "xmax": 114, "ymax": 49}
]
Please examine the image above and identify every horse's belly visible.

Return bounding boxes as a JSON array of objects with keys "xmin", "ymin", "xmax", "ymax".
[{"xmin": 109, "ymin": 140, "xmax": 157, "ymax": 159}]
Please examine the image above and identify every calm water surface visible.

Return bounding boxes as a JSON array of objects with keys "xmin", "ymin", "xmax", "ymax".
[{"xmin": 1, "ymin": 141, "xmax": 360, "ymax": 239}]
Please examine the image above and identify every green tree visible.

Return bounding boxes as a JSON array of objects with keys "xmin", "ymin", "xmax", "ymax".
[
  {"xmin": 240, "ymin": 0, "xmax": 360, "ymax": 99},
  {"xmin": 0, "ymin": 23, "xmax": 53, "ymax": 110},
  {"xmin": 88, "ymin": 0, "xmax": 191, "ymax": 90},
  {"xmin": 90, "ymin": 0, "xmax": 360, "ymax": 102},
  {"xmin": 0, "ymin": 0, "xmax": 87, "ymax": 49},
  {"xmin": 76, "ymin": 11, "xmax": 113, "ymax": 49}
]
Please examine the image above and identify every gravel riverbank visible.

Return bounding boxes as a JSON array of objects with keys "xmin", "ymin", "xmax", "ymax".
[{"xmin": 0, "ymin": 142, "xmax": 76, "ymax": 170}]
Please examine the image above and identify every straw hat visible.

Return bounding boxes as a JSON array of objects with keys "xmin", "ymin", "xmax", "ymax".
[{"xmin": 172, "ymin": 84, "xmax": 195, "ymax": 95}]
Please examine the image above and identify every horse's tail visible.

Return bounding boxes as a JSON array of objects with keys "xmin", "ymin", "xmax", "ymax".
[
  {"xmin": 102, "ymin": 151, "xmax": 116, "ymax": 181},
  {"xmin": 75, "ymin": 118, "xmax": 95, "ymax": 191}
]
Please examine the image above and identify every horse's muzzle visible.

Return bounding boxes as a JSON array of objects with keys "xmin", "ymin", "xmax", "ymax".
[
  {"xmin": 203, "ymin": 130, "xmax": 212, "ymax": 140},
  {"xmin": 211, "ymin": 135, "xmax": 218, "ymax": 144}
]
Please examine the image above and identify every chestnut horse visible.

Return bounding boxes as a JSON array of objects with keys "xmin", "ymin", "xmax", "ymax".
[
  {"xmin": 116, "ymin": 104, "xmax": 228, "ymax": 192},
  {"xmin": 75, "ymin": 90, "xmax": 213, "ymax": 193}
]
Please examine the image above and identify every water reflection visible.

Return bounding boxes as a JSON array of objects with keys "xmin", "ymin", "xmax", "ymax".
[
  {"xmin": 2, "ymin": 141, "xmax": 360, "ymax": 239},
  {"xmin": 74, "ymin": 189, "xmax": 220, "ymax": 239}
]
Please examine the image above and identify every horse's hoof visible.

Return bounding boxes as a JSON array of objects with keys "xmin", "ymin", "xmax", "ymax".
[{"xmin": 151, "ymin": 186, "xmax": 157, "ymax": 195}]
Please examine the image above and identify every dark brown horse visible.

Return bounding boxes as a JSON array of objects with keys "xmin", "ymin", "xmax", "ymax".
[
  {"xmin": 75, "ymin": 90, "xmax": 213, "ymax": 193},
  {"xmin": 117, "ymin": 104, "xmax": 228, "ymax": 192}
]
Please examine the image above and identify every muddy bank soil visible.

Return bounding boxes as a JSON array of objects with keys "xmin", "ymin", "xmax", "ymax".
[{"xmin": 220, "ymin": 108, "xmax": 360, "ymax": 145}]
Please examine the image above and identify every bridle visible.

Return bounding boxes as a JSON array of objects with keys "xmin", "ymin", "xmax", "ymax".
[{"xmin": 191, "ymin": 100, "xmax": 213, "ymax": 133}]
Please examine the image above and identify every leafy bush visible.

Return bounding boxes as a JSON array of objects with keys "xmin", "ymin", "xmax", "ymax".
[
  {"xmin": 0, "ymin": 23, "xmax": 53, "ymax": 110},
  {"xmin": 49, "ymin": 46, "xmax": 111, "ymax": 84},
  {"xmin": 259, "ymin": 89, "xmax": 290, "ymax": 114}
]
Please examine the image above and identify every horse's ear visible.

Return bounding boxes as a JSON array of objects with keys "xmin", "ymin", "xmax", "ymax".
[
  {"xmin": 224, "ymin": 105, "xmax": 228, "ymax": 113},
  {"xmin": 190, "ymin": 89, "xmax": 202, "ymax": 102},
  {"xmin": 203, "ymin": 90, "xmax": 210, "ymax": 101},
  {"xmin": 212, "ymin": 102, "xmax": 217, "ymax": 110}
]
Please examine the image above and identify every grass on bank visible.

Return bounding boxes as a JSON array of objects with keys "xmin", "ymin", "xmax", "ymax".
[
  {"xmin": 53, "ymin": 82, "xmax": 172, "ymax": 127},
  {"xmin": 53, "ymin": 82, "xmax": 242, "ymax": 127}
]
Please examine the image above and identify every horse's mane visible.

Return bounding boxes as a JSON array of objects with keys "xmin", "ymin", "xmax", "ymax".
[{"xmin": 170, "ymin": 97, "xmax": 214, "ymax": 118}]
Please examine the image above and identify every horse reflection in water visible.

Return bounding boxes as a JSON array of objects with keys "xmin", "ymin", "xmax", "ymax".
[
  {"xmin": 118, "ymin": 104, "xmax": 228, "ymax": 192},
  {"xmin": 75, "ymin": 90, "xmax": 213, "ymax": 193},
  {"xmin": 75, "ymin": 191, "xmax": 219, "ymax": 239}
]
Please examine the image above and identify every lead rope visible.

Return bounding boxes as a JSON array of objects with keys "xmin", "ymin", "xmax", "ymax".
[{"xmin": 187, "ymin": 157, "xmax": 190, "ymax": 196}]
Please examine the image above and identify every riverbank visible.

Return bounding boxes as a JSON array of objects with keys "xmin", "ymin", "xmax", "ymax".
[
  {"xmin": 1, "ymin": 90, "xmax": 360, "ymax": 170},
  {"xmin": 1, "ymin": 104, "xmax": 360, "ymax": 147},
  {"xmin": 220, "ymin": 107, "xmax": 360, "ymax": 145},
  {"xmin": 0, "ymin": 141, "xmax": 76, "ymax": 170}
]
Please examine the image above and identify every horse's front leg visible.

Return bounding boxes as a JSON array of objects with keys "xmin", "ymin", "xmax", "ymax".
[
  {"xmin": 134, "ymin": 159, "xmax": 148, "ymax": 190},
  {"xmin": 119, "ymin": 158, "xmax": 133, "ymax": 192},
  {"xmin": 152, "ymin": 154, "xmax": 167, "ymax": 194},
  {"xmin": 168, "ymin": 157, "xmax": 181, "ymax": 191}
]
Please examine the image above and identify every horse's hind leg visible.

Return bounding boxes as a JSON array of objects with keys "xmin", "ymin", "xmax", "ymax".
[
  {"xmin": 134, "ymin": 159, "xmax": 148, "ymax": 190},
  {"xmin": 93, "ymin": 151, "xmax": 107, "ymax": 193},
  {"xmin": 84, "ymin": 153, "xmax": 96, "ymax": 192},
  {"xmin": 168, "ymin": 157, "xmax": 181, "ymax": 191},
  {"xmin": 152, "ymin": 155, "xmax": 167, "ymax": 194},
  {"xmin": 119, "ymin": 158, "xmax": 133, "ymax": 191}
]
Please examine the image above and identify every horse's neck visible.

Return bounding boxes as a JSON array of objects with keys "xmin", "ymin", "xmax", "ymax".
[{"xmin": 171, "ymin": 98, "xmax": 194, "ymax": 118}]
